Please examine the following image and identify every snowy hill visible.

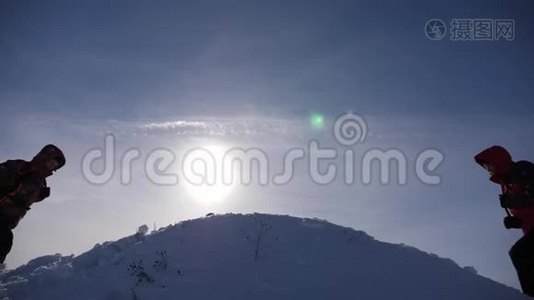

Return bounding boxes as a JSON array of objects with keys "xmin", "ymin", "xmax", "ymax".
[{"xmin": 0, "ymin": 214, "xmax": 528, "ymax": 299}]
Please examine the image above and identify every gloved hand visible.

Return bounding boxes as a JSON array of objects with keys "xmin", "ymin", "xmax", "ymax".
[
  {"xmin": 36, "ymin": 186, "xmax": 50, "ymax": 202},
  {"xmin": 504, "ymin": 216, "xmax": 522, "ymax": 229}
]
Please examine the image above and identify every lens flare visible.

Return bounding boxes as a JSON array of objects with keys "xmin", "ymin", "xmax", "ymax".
[{"xmin": 309, "ymin": 112, "xmax": 325, "ymax": 130}]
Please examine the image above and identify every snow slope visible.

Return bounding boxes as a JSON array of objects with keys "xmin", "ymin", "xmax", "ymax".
[{"xmin": 0, "ymin": 214, "xmax": 528, "ymax": 299}]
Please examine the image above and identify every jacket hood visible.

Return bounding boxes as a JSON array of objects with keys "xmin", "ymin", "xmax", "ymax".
[
  {"xmin": 32, "ymin": 144, "xmax": 66, "ymax": 171},
  {"xmin": 474, "ymin": 145, "xmax": 513, "ymax": 183}
]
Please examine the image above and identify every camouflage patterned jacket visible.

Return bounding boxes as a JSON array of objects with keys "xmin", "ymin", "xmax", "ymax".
[{"xmin": 0, "ymin": 160, "xmax": 48, "ymax": 229}]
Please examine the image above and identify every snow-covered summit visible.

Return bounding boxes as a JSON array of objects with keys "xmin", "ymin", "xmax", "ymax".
[{"xmin": 0, "ymin": 214, "xmax": 528, "ymax": 299}]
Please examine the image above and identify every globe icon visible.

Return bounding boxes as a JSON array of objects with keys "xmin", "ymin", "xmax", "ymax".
[{"xmin": 425, "ymin": 19, "xmax": 446, "ymax": 40}]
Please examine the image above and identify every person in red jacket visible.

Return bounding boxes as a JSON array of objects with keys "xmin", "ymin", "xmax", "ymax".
[
  {"xmin": 475, "ymin": 145, "xmax": 534, "ymax": 296},
  {"xmin": 0, "ymin": 145, "xmax": 65, "ymax": 264}
]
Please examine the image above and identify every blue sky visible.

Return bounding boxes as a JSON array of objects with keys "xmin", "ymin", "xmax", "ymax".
[{"xmin": 1, "ymin": 0, "xmax": 534, "ymax": 289}]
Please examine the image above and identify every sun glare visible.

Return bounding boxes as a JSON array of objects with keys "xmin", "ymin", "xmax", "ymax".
[{"xmin": 183, "ymin": 144, "xmax": 236, "ymax": 203}]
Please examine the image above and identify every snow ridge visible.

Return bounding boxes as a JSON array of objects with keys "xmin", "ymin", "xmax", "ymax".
[{"xmin": 0, "ymin": 214, "xmax": 527, "ymax": 299}]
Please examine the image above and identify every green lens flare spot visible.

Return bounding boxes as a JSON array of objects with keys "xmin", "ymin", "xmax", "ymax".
[{"xmin": 309, "ymin": 113, "xmax": 325, "ymax": 130}]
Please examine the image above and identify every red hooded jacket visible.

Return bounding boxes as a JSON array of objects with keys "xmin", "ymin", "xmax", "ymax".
[{"xmin": 475, "ymin": 146, "xmax": 534, "ymax": 235}]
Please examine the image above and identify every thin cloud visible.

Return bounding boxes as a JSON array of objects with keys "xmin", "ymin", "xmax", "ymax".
[{"xmin": 108, "ymin": 117, "xmax": 309, "ymax": 139}]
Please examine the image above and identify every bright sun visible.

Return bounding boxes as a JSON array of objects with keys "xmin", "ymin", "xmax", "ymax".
[{"xmin": 183, "ymin": 145, "xmax": 236, "ymax": 203}]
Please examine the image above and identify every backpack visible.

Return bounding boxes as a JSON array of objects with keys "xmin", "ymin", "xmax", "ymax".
[
  {"xmin": 0, "ymin": 160, "xmax": 47, "ymax": 228},
  {"xmin": 0, "ymin": 160, "xmax": 31, "ymax": 203},
  {"xmin": 511, "ymin": 160, "xmax": 534, "ymax": 197}
]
